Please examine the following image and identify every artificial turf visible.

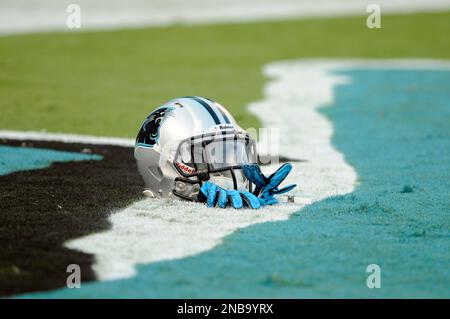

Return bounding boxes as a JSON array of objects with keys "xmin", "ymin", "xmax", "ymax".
[
  {"xmin": 23, "ymin": 67, "xmax": 450, "ymax": 298},
  {"xmin": 1, "ymin": 12, "xmax": 450, "ymax": 136}
]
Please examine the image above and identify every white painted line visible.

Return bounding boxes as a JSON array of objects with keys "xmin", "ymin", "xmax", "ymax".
[
  {"xmin": 1, "ymin": 0, "xmax": 450, "ymax": 35},
  {"xmin": 0, "ymin": 130, "xmax": 134, "ymax": 147}
]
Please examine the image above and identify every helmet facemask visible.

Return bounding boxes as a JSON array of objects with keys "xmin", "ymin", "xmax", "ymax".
[{"xmin": 170, "ymin": 129, "xmax": 257, "ymax": 201}]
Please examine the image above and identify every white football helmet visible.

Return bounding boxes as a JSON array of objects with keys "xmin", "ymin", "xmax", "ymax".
[{"xmin": 134, "ymin": 96, "xmax": 257, "ymax": 201}]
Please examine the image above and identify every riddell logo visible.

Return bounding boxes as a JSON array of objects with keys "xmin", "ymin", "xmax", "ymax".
[
  {"xmin": 213, "ymin": 124, "xmax": 234, "ymax": 130},
  {"xmin": 175, "ymin": 161, "xmax": 195, "ymax": 174}
]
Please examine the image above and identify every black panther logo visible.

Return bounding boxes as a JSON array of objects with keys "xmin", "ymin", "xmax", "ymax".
[{"xmin": 136, "ymin": 106, "xmax": 174, "ymax": 147}]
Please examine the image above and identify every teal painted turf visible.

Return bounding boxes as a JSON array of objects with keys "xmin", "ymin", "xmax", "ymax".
[
  {"xmin": 0, "ymin": 145, "xmax": 102, "ymax": 176},
  {"xmin": 23, "ymin": 68, "xmax": 450, "ymax": 298}
]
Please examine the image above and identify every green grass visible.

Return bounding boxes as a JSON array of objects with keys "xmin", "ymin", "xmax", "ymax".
[{"xmin": 1, "ymin": 12, "xmax": 450, "ymax": 137}]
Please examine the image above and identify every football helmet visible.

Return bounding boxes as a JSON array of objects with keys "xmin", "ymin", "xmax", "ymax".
[{"xmin": 134, "ymin": 96, "xmax": 257, "ymax": 201}]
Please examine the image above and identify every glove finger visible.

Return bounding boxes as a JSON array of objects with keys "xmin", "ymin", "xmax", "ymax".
[
  {"xmin": 260, "ymin": 189, "xmax": 279, "ymax": 206},
  {"xmin": 240, "ymin": 191, "xmax": 261, "ymax": 209},
  {"xmin": 266, "ymin": 163, "xmax": 293, "ymax": 190},
  {"xmin": 260, "ymin": 189, "xmax": 277, "ymax": 206},
  {"xmin": 206, "ymin": 183, "xmax": 219, "ymax": 207},
  {"xmin": 257, "ymin": 197, "xmax": 267, "ymax": 207},
  {"xmin": 272, "ymin": 184, "xmax": 297, "ymax": 195},
  {"xmin": 264, "ymin": 197, "xmax": 279, "ymax": 206},
  {"xmin": 227, "ymin": 190, "xmax": 243, "ymax": 209},
  {"xmin": 242, "ymin": 164, "xmax": 266, "ymax": 189},
  {"xmin": 217, "ymin": 188, "xmax": 228, "ymax": 208}
]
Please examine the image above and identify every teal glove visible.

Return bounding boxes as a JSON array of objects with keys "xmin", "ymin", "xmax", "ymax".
[
  {"xmin": 198, "ymin": 181, "xmax": 261, "ymax": 209},
  {"xmin": 243, "ymin": 163, "xmax": 296, "ymax": 205}
]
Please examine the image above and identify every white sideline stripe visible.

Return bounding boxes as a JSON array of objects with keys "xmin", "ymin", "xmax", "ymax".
[
  {"xmin": 1, "ymin": 0, "xmax": 450, "ymax": 35},
  {"xmin": 0, "ymin": 131, "xmax": 134, "ymax": 147}
]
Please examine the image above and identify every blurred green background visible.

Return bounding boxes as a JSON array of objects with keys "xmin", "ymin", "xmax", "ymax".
[{"xmin": 1, "ymin": 12, "xmax": 449, "ymax": 136}]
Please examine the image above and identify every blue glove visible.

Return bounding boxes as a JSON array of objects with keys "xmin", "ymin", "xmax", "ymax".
[
  {"xmin": 243, "ymin": 163, "xmax": 296, "ymax": 205},
  {"xmin": 198, "ymin": 181, "xmax": 261, "ymax": 209}
]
